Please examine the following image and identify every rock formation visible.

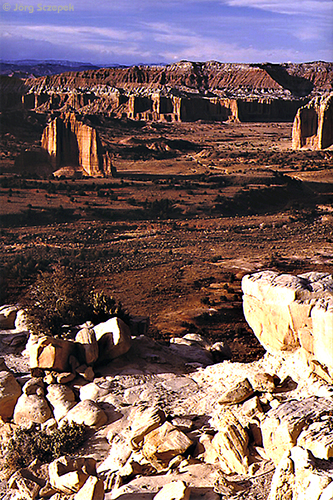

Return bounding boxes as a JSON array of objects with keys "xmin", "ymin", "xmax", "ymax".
[
  {"xmin": 22, "ymin": 87, "xmax": 305, "ymax": 123},
  {"xmin": 20, "ymin": 61, "xmax": 333, "ymax": 124},
  {"xmin": 24, "ymin": 61, "xmax": 333, "ymax": 97},
  {"xmin": 41, "ymin": 113, "xmax": 112, "ymax": 176},
  {"xmin": 0, "ymin": 370, "xmax": 22, "ymax": 420},
  {"xmin": 0, "ymin": 75, "xmax": 29, "ymax": 110},
  {"xmin": 1, "ymin": 271, "xmax": 333, "ymax": 499},
  {"xmin": 242, "ymin": 270, "xmax": 333, "ymax": 379},
  {"xmin": 292, "ymin": 93, "xmax": 333, "ymax": 149}
]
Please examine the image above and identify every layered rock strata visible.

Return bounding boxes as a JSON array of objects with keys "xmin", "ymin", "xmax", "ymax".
[
  {"xmin": 24, "ymin": 61, "xmax": 333, "ymax": 97},
  {"xmin": 20, "ymin": 61, "xmax": 333, "ymax": 124},
  {"xmin": 41, "ymin": 113, "xmax": 112, "ymax": 176},
  {"xmin": 292, "ymin": 93, "xmax": 333, "ymax": 150}
]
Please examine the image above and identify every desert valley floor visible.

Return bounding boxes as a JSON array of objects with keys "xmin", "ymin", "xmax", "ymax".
[{"xmin": 1, "ymin": 118, "xmax": 332, "ymax": 362}]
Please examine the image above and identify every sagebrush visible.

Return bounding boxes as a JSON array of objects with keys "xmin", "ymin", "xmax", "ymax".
[
  {"xmin": 3, "ymin": 421, "xmax": 86, "ymax": 472},
  {"xmin": 24, "ymin": 267, "xmax": 129, "ymax": 336}
]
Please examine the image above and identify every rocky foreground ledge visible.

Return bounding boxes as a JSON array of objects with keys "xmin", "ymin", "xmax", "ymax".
[{"xmin": 0, "ymin": 271, "xmax": 332, "ymax": 500}]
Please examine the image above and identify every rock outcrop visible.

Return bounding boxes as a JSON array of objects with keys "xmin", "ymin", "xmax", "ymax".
[
  {"xmin": 0, "ymin": 370, "xmax": 22, "ymax": 420},
  {"xmin": 261, "ymin": 396, "xmax": 333, "ymax": 464},
  {"xmin": 29, "ymin": 335, "xmax": 75, "ymax": 373},
  {"xmin": 64, "ymin": 399, "xmax": 108, "ymax": 428},
  {"xmin": 93, "ymin": 317, "xmax": 132, "ymax": 363},
  {"xmin": 23, "ymin": 88, "xmax": 304, "ymax": 123},
  {"xmin": 1, "ymin": 284, "xmax": 333, "ymax": 500},
  {"xmin": 21, "ymin": 61, "xmax": 332, "ymax": 123},
  {"xmin": 25, "ymin": 61, "xmax": 333, "ymax": 98},
  {"xmin": 13, "ymin": 391, "xmax": 53, "ymax": 426},
  {"xmin": 0, "ymin": 75, "xmax": 29, "ymax": 110},
  {"xmin": 242, "ymin": 271, "xmax": 333, "ymax": 379},
  {"xmin": 26, "ymin": 317, "xmax": 132, "ymax": 380},
  {"xmin": 41, "ymin": 113, "xmax": 112, "ymax": 176},
  {"xmin": 268, "ymin": 446, "xmax": 333, "ymax": 500},
  {"xmin": 292, "ymin": 93, "xmax": 333, "ymax": 150},
  {"xmin": 48, "ymin": 456, "xmax": 99, "ymax": 495}
]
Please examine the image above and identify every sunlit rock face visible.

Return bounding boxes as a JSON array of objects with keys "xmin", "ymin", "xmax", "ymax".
[
  {"xmin": 292, "ymin": 93, "xmax": 333, "ymax": 150},
  {"xmin": 41, "ymin": 113, "xmax": 111, "ymax": 176},
  {"xmin": 242, "ymin": 271, "xmax": 333, "ymax": 378}
]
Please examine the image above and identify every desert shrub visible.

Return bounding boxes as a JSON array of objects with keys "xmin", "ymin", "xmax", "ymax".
[
  {"xmin": 3, "ymin": 422, "xmax": 86, "ymax": 472},
  {"xmin": 144, "ymin": 198, "xmax": 180, "ymax": 219},
  {"xmin": 24, "ymin": 267, "xmax": 91, "ymax": 336},
  {"xmin": 89, "ymin": 290, "xmax": 129, "ymax": 324},
  {"xmin": 24, "ymin": 268, "xmax": 129, "ymax": 336}
]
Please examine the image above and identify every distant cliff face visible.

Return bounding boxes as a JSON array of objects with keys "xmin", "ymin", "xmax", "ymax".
[
  {"xmin": 24, "ymin": 61, "xmax": 333, "ymax": 96},
  {"xmin": 21, "ymin": 61, "xmax": 332, "ymax": 124},
  {"xmin": 41, "ymin": 113, "xmax": 111, "ymax": 176},
  {"xmin": 292, "ymin": 93, "xmax": 333, "ymax": 150},
  {"xmin": 0, "ymin": 75, "xmax": 30, "ymax": 110}
]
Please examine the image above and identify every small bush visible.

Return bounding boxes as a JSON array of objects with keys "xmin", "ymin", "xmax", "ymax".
[
  {"xmin": 89, "ymin": 290, "xmax": 129, "ymax": 324},
  {"xmin": 24, "ymin": 267, "xmax": 129, "ymax": 336},
  {"xmin": 3, "ymin": 422, "xmax": 86, "ymax": 472},
  {"xmin": 24, "ymin": 267, "xmax": 91, "ymax": 336}
]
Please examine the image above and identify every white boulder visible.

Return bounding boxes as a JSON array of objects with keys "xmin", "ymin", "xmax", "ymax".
[{"xmin": 93, "ymin": 317, "xmax": 132, "ymax": 362}]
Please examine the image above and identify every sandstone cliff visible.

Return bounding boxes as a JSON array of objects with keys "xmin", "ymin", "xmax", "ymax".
[
  {"xmin": 242, "ymin": 270, "xmax": 333, "ymax": 379},
  {"xmin": 0, "ymin": 75, "xmax": 30, "ymax": 110},
  {"xmin": 292, "ymin": 93, "xmax": 333, "ymax": 150},
  {"xmin": 23, "ymin": 89, "xmax": 305, "ymax": 124},
  {"xmin": 22, "ymin": 60, "xmax": 329, "ymax": 123},
  {"xmin": 41, "ymin": 113, "xmax": 111, "ymax": 176},
  {"xmin": 6, "ymin": 61, "xmax": 333, "ymax": 124},
  {"xmin": 24, "ymin": 61, "xmax": 333, "ymax": 96}
]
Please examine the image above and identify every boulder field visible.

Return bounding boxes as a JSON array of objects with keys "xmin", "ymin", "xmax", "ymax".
[{"xmin": 0, "ymin": 270, "xmax": 332, "ymax": 500}]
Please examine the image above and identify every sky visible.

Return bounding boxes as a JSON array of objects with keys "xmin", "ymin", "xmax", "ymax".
[{"xmin": 1, "ymin": 0, "xmax": 332, "ymax": 65}]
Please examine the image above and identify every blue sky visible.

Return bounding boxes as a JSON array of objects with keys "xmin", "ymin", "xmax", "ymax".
[{"xmin": 1, "ymin": 0, "xmax": 332, "ymax": 64}]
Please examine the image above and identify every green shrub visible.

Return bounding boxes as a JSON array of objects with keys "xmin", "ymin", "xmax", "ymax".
[{"xmin": 3, "ymin": 422, "xmax": 86, "ymax": 472}]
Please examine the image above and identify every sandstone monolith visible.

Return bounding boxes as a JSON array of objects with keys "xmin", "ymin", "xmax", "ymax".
[
  {"xmin": 292, "ymin": 93, "xmax": 333, "ymax": 150},
  {"xmin": 41, "ymin": 113, "xmax": 112, "ymax": 176}
]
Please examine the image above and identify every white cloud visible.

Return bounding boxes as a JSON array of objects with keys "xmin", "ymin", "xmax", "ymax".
[
  {"xmin": 0, "ymin": 22, "xmax": 155, "ymax": 62},
  {"xmin": 145, "ymin": 21, "xmax": 332, "ymax": 62},
  {"xmin": 1, "ymin": 0, "xmax": 331, "ymax": 64},
  {"xmin": 224, "ymin": 0, "xmax": 333, "ymax": 16},
  {"xmin": 0, "ymin": 23, "xmax": 143, "ymax": 44}
]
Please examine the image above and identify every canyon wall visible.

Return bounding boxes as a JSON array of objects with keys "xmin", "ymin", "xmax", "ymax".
[
  {"xmin": 23, "ymin": 90, "xmax": 305, "ymax": 123},
  {"xmin": 237, "ymin": 98, "xmax": 304, "ymax": 122},
  {"xmin": 292, "ymin": 93, "xmax": 333, "ymax": 150},
  {"xmin": 0, "ymin": 75, "xmax": 30, "ymax": 110},
  {"xmin": 24, "ymin": 61, "xmax": 333, "ymax": 96},
  {"xmin": 20, "ymin": 60, "xmax": 332, "ymax": 124},
  {"xmin": 126, "ymin": 94, "xmax": 239, "ymax": 122},
  {"xmin": 41, "ymin": 113, "xmax": 112, "ymax": 176}
]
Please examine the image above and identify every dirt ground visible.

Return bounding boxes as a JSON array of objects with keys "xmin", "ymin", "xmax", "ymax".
[{"xmin": 1, "ymin": 118, "xmax": 332, "ymax": 363}]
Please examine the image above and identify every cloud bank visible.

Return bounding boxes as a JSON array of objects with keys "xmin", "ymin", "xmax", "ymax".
[{"xmin": 1, "ymin": 0, "xmax": 332, "ymax": 64}]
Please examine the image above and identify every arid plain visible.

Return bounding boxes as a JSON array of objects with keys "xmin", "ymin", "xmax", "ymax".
[{"xmin": 1, "ymin": 109, "xmax": 332, "ymax": 362}]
